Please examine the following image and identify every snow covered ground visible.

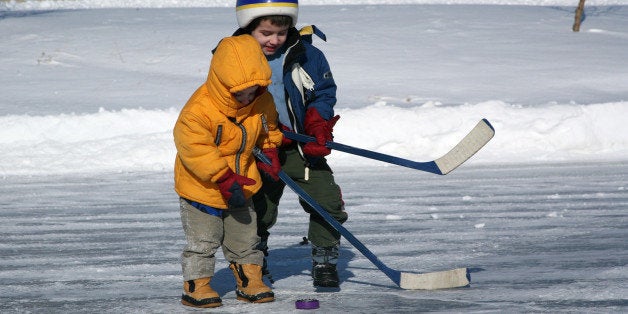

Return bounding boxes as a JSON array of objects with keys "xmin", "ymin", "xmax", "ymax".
[{"xmin": 1, "ymin": 1, "xmax": 627, "ymax": 313}]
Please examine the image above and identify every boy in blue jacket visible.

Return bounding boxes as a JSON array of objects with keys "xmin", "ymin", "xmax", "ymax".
[{"xmin": 234, "ymin": 0, "xmax": 346, "ymax": 288}]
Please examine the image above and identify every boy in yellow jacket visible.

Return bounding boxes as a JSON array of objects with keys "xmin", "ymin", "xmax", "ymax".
[{"xmin": 173, "ymin": 35, "xmax": 283, "ymax": 308}]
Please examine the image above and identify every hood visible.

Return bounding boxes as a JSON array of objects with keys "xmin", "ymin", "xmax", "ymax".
[{"xmin": 206, "ymin": 35, "xmax": 272, "ymax": 119}]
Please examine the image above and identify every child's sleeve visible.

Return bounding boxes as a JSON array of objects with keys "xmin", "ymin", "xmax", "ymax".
[
  {"xmin": 174, "ymin": 110, "xmax": 229, "ymax": 182},
  {"xmin": 257, "ymin": 93, "xmax": 283, "ymax": 149}
]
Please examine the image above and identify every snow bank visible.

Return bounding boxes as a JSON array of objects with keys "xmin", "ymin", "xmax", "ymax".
[{"xmin": 1, "ymin": 101, "xmax": 626, "ymax": 176}]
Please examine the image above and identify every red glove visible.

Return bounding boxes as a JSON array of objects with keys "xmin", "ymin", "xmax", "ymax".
[
  {"xmin": 256, "ymin": 148, "xmax": 281, "ymax": 181},
  {"xmin": 302, "ymin": 108, "xmax": 340, "ymax": 157},
  {"xmin": 216, "ymin": 168, "xmax": 256, "ymax": 207},
  {"xmin": 281, "ymin": 125, "xmax": 293, "ymax": 147}
]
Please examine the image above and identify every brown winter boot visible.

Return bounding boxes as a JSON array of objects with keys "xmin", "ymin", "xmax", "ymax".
[
  {"xmin": 229, "ymin": 262, "xmax": 275, "ymax": 303},
  {"xmin": 181, "ymin": 277, "xmax": 222, "ymax": 308}
]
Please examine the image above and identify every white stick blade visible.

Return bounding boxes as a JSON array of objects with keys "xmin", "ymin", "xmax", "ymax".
[
  {"xmin": 435, "ymin": 119, "xmax": 495, "ymax": 175},
  {"xmin": 399, "ymin": 268, "xmax": 470, "ymax": 290}
]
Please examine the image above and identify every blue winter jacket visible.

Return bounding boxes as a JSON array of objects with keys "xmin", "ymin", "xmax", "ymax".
[{"xmin": 280, "ymin": 26, "xmax": 337, "ymax": 132}]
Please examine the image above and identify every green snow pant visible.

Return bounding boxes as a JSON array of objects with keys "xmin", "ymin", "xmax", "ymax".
[
  {"xmin": 252, "ymin": 146, "xmax": 347, "ymax": 248},
  {"xmin": 179, "ymin": 198, "xmax": 263, "ymax": 281}
]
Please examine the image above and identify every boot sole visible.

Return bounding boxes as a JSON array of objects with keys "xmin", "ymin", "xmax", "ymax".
[
  {"xmin": 235, "ymin": 291, "xmax": 275, "ymax": 303},
  {"xmin": 181, "ymin": 295, "xmax": 222, "ymax": 308},
  {"xmin": 236, "ymin": 295, "xmax": 275, "ymax": 303},
  {"xmin": 313, "ymin": 280, "xmax": 339, "ymax": 287}
]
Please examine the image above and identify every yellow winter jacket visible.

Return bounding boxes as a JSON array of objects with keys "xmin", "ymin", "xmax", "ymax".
[{"xmin": 173, "ymin": 35, "xmax": 282, "ymax": 209}]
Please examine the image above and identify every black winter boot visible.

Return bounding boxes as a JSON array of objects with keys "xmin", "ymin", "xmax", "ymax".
[{"xmin": 311, "ymin": 245, "xmax": 339, "ymax": 287}]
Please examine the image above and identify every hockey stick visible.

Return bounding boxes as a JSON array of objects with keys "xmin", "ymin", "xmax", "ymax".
[
  {"xmin": 283, "ymin": 118, "xmax": 495, "ymax": 175},
  {"xmin": 253, "ymin": 148, "xmax": 470, "ymax": 290}
]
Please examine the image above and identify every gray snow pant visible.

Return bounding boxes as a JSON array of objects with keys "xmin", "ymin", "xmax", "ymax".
[{"xmin": 179, "ymin": 198, "xmax": 263, "ymax": 281}]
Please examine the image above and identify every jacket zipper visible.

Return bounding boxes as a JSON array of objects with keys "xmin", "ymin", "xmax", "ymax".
[{"xmin": 235, "ymin": 122, "xmax": 247, "ymax": 175}]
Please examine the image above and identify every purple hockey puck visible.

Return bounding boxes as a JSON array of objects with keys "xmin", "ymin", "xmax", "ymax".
[{"xmin": 295, "ymin": 299, "xmax": 320, "ymax": 309}]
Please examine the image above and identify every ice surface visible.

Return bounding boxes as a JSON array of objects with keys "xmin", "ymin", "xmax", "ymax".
[{"xmin": 1, "ymin": 1, "xmax": 626, "ymax": 312}]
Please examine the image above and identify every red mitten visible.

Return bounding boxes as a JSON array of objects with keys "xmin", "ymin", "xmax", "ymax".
[
  {"xmin": 281, "ymin": 125, "xmax": 293, "ymax": 147},
  {"xmin": 256, "ymin": 148, "xmax": 281, "ymax": 181},
  {"xmin": 216, "ymin": 168, "xmax": 256, "ymax": 207},
  {"xmin": 302, "ymin": 108, "xmax": 340, "ymax": 157}
]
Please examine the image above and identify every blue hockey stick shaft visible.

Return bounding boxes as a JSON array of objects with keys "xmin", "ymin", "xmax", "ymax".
[
  {"xmin": 252, "ymin": 148, "xmax": 402, "ymax": 287},
  {"xmin": 283, "ymin": 118, "xmax": 495, "ymax": 175},
  {"xmin": 283, "ymin": 131, "xmax": 442, "ymax": 174}
]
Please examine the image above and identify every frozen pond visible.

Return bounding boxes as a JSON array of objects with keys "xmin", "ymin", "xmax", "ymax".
[{"xmin": 1, "ymin": 162, "xmax": 626, "ymax": 313}]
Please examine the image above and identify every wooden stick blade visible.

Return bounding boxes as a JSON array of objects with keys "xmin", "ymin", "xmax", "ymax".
[
  {"xmin": 434, "ymin": 119, "xmax": 495, "ymax": 175},
  {"xmin": 399, "ymin": 268, "xmax": 470, "ymax": 290}
]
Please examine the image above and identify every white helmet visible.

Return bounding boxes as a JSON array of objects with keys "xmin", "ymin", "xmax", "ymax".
[{"xmin": 236, "ymin": 0, "xmax": 298, "ymax": 28}]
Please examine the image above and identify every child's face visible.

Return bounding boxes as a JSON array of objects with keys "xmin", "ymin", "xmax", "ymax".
[
  {"xmin": 233, "ymin": 85, "xmax": 260, "ymax": 106},
  {"xmin": 250, "ymin": 19, "xmax": 289, "ymax": 56}
]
